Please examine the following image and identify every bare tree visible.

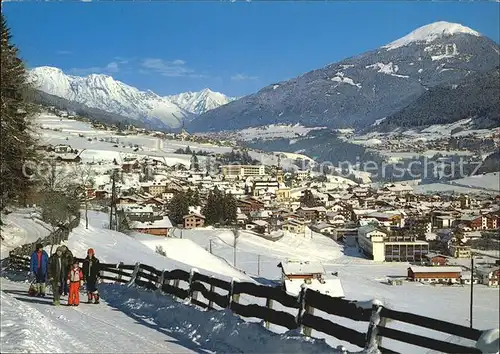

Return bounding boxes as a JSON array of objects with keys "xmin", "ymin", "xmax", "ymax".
[
  {"xmin": 71, "ymin": 164, "xmax": 96, "ymax": 229},
  {"xmin": 40, "ymin": 158, "xmax": 74, "ymax": 192},
  {"xmin": 40, "ymin": 190, "xmax": 79, "ymax": 255}
]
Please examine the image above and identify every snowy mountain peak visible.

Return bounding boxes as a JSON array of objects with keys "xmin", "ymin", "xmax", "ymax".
[
  {"xmin": 383, "ymin": 21, "xmax": 481, "ymax": 50},
  {"xmin": 28, "ymin": 66, "xmax": 233, "ymax": 128},
  {"xmin": 167, "ymin": 89, "xmax": 236, "ymax": 115}
]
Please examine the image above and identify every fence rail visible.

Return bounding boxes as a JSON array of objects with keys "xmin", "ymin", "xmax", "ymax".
[{"xmin": 7, "ymin": 254, "xmax": 489, "ymax": 354}]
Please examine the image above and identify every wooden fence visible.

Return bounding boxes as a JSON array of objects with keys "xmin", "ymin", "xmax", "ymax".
[{"xmin": 7, "ymin": 255, "xmax": 489, "ymax": 354}]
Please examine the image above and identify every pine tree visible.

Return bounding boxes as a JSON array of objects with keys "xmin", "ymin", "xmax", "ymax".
[
  {"xmin": 300, "ymin": 190, "xmax": 318, "ymax": 207},
  {"xmin": 190, "ymin": 153, "xmax": 200, "ymax": 171},
  {"xmin": 202, "ymin": 190, "xmax": 218, "ymax": 225},
  {"xmin": 0, "ymin": 14, "xmax": 39, "ymax": 219},
  {"xmin": 192, "ymin": 189, "xmax": 201, "ymax": 206},
  {"xmin": 222, "ymin": 193, "xmax": 237, "ymax": 225},
  {"xmin": 168, "ymin": 191, "xmax": 189, "ymax": 226}
]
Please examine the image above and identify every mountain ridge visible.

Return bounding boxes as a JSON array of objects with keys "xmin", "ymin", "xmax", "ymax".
[
  {"xmin": 28, "ymin": 66, "xmax": 234, "ymax": 129},
  {"xmin": 187, "ymin": 21, "xmax": 500, "ymax": 132}
]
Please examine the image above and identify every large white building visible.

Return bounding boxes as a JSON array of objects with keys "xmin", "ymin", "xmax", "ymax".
[
  {"xmin": 221, "ymin": 165, "xmax": 265, "ymax": 178},
  {"xmin": 357, "ymin": 225, "xmax": 429, "ymax": 262}
]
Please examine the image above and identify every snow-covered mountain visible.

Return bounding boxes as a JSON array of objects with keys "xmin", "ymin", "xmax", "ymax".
[
  {"xmin": 188, "ymin": 21, "xmax": 500, "ymax": 132},
  {"xmin": 167, "ymin": 89, "xmax": 237, "ymax": 115},
  {"xmin": 28, "ymin": 67, "xmax": 233, "ymax": 129}
]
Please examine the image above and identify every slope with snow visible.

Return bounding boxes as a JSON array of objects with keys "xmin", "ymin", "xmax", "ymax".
[
  {"xmin": 0, "ymin": 209, "xmax": 52, "ymax": 259},
  {"xmin": 29, "ymin": 67, "xmax": 232, "ymax": 129},
  {"xmin": 189, "ymin": 21, "xmax": 498, "ymax": 132},
  {"xmin": 176, "ymin": 227, "xmax": 499, "ymax": 353},
  {"xmin": 448, "ymin": 172, "xmax": 500, "ymax": 192},
  {"xmin": 35, "ymin": 113, "xmax": 307, "ymax": 172},
  {"xmin": 383, "ymin": 21, "xmax": 481, "ymax": 50},
  {"xmin": 66, "ymin": 211, "xmax": 252, "ymax": 282}
]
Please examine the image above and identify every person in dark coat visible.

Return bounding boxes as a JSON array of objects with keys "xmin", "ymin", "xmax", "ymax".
[
  {"xmin": 82, "ymin": 248, "xmax": 101, "ymax": 304},
  {"xmin": 48, "ymin": 248, "xmax": 64, "ymax": 306},
  {"xmin": 57, "ymin": 245, "xmax": 74, "ymax": 296},
  {"xmin": 30, "ymin": 243, "xmax": 49, "ymax": 297}
]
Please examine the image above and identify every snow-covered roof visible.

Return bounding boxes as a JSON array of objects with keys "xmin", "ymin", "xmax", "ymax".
[
  {"xmin": 285, "ymin": 277, "xmax": 344, "ymax": 298},
  {"xmin": 312, "ymin": 222, "xmax": 334, "ymax": 230},
  {"xmin": 183, "ymin": 213, "xmax": 205, "ymax": 219},
  {"xmin": 299, "ymin": 206, "xmax": 327, "ymax": 212},
  {"xmin": 410, "ymin": 266, "xmax": 462, "ymax": 274},
  {"xmin": 252, "ymin": 220, "xmax": 269, "ymax": 227},
  {"xmin": 131, "ymin": 216, "xmax": 173, "ymax": 229},
  {"xmin": 121, "ymin": 204, "xmax": 154, "ymax": 214},
  {"xmin": 364, "ymin": 211, "xmax": 401, "ymax": 219},
  {"xmin": 280, "ymin": 260, "xmax": 325, "ymax": 275}
]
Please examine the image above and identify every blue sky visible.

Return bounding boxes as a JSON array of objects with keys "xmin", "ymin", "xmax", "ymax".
[{"xmin": 3, "ymin": 2, "xmax": 499, "ymax": 97}]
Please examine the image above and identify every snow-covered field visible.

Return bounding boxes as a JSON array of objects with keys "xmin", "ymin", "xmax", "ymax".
[
  {"xmin": 199, "ymin": 124, "xmax": 327, "ymax": 142},
  {"xmin": 414, "ymin": 172, "xmax": 500, "ymax": 195},
  {"xmin": 354, "ymin": 119, "xmax": 498, "ymax": 145},
  {"xmin": 448, "ymin": 172, "xmax": 500, "ymax": 192},
  {"xmin": 159, "ymin": 226, "xmax": 499, "ymax": 352},
  {"xmin": 36, "ymin": 113, "xmax": 308, "ymax": 170},
  {"xmin": 64, "ymin": 211, "xmax": 252, "ymax": 283},
  {"xmin": 413, "ymin": 182, "xmax": 498, "ymax": 195}
]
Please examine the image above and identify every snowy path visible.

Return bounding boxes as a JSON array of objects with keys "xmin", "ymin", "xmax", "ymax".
[
  {"xmin": 1, "ymin": 210, "xmax": 52, "ymax": 259},
  {"xmin": 0, "ymin": 278, "xmax": 196, "ymax": 353}
]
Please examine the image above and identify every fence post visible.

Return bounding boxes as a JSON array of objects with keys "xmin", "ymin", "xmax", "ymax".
[
  {"xmin": 364, "ymin": 300, "xmax": 385, "ymax": 352},
  {"xmin": 127, "ymin": 262, "xmax": 141, "ymax": 287},
  {"xmin": 157, "ymin": 269, "xmax": 166, "ymax": 290},
  {"xmin": 208, "ymin": 280, "xmax": 215, "ymax": 309},
  {"xmin": 229, "ymin": 278, "xmax": 240, "ymax": 308},
  {"xmin": 303, "ymin": 305, "xmax": 315, "ymax": 337},
  {"xmin": 188, "ymin": 268, "xmax": 199, "ymax": 303},
  {"xmin": 265, "ymin": 297, "xmax": 273, "ymax": 329},
  {"xmin": 296, "ymin": 286, "xmax": 306, "ymax": 330},
  {"xmin": 116, "ymin": 262, "xmax": 124, "ymax": 283},
  {"xmin": 299, "ymin": 285, "xmax": 315, "ymax": 337}
]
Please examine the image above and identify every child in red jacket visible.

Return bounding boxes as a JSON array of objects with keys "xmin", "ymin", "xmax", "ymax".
[{"xmin": 67, "ymin": 260, "xmax": 83, "ymax": 306}]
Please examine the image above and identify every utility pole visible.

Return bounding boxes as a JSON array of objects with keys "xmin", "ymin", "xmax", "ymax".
[
  {"xmin": 257, "ymin": 254, "xmax": 260, "ymax": 277},
  {"xmin": 209, "ymin": 239, "xmax": 213, "ymax": 254},
  {"xmin": 470, "ymin": 256, "xmax": 474, "ymax": 328},
  {"xmin": 109, "ymin": 169, "xmax": 116, "ymax": 230},
  {"xmin": 233, "ymin": 228, "xmax": 239, "ymax": 268}
]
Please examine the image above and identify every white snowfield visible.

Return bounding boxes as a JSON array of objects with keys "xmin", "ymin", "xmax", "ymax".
[
  {"xmin": 67, "ymin": 211, "xmax": 253, "ymax": 283},
  {"xmin": 383, "ymin": 21, "xmax": 481, "ymax": 50},
  {"xmin": 35, "ymin": 113, "xmax": 307, "ymax": 171},
  {"xmin": 414, "ymin": 172, "xmax": 500, "ymax": 195}
]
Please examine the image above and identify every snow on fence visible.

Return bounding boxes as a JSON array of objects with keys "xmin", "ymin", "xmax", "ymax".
[{"xmin": 7, "ymin": 256, "xmax": 493, "ymax": 354}]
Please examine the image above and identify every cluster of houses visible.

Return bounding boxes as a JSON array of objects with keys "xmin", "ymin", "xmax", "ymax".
[
  {"xmin": 39, "ymin": 141, "xmax": 500, "ymax": 289},
  {"xmin": 408, "ymin": 261, "xmax": 499, "ymax": 287}
]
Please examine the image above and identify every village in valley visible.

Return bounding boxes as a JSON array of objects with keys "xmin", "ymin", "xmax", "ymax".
[{"xmin": 23, "ymin": 108, "xmax": 500, "ymax": 300}]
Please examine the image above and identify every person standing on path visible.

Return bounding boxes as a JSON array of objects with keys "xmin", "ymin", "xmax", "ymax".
[
  {"xmin": 67, "ymin": 260, "xmax": 83, "ymax": 306},
  {"xmin": 48, "ymin": 248, "xmax": 64, "ymax": 306},
  {"xmin": 82, "ymin": 248, "xmax": 101, "ymax": 304},
  {"xmin": 58, "ymin": 245, "xmax": 74, "ymax": 296},
  {"xmin": 29, "ymin": 243, "xmax": 49, "ymax": 297}
]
